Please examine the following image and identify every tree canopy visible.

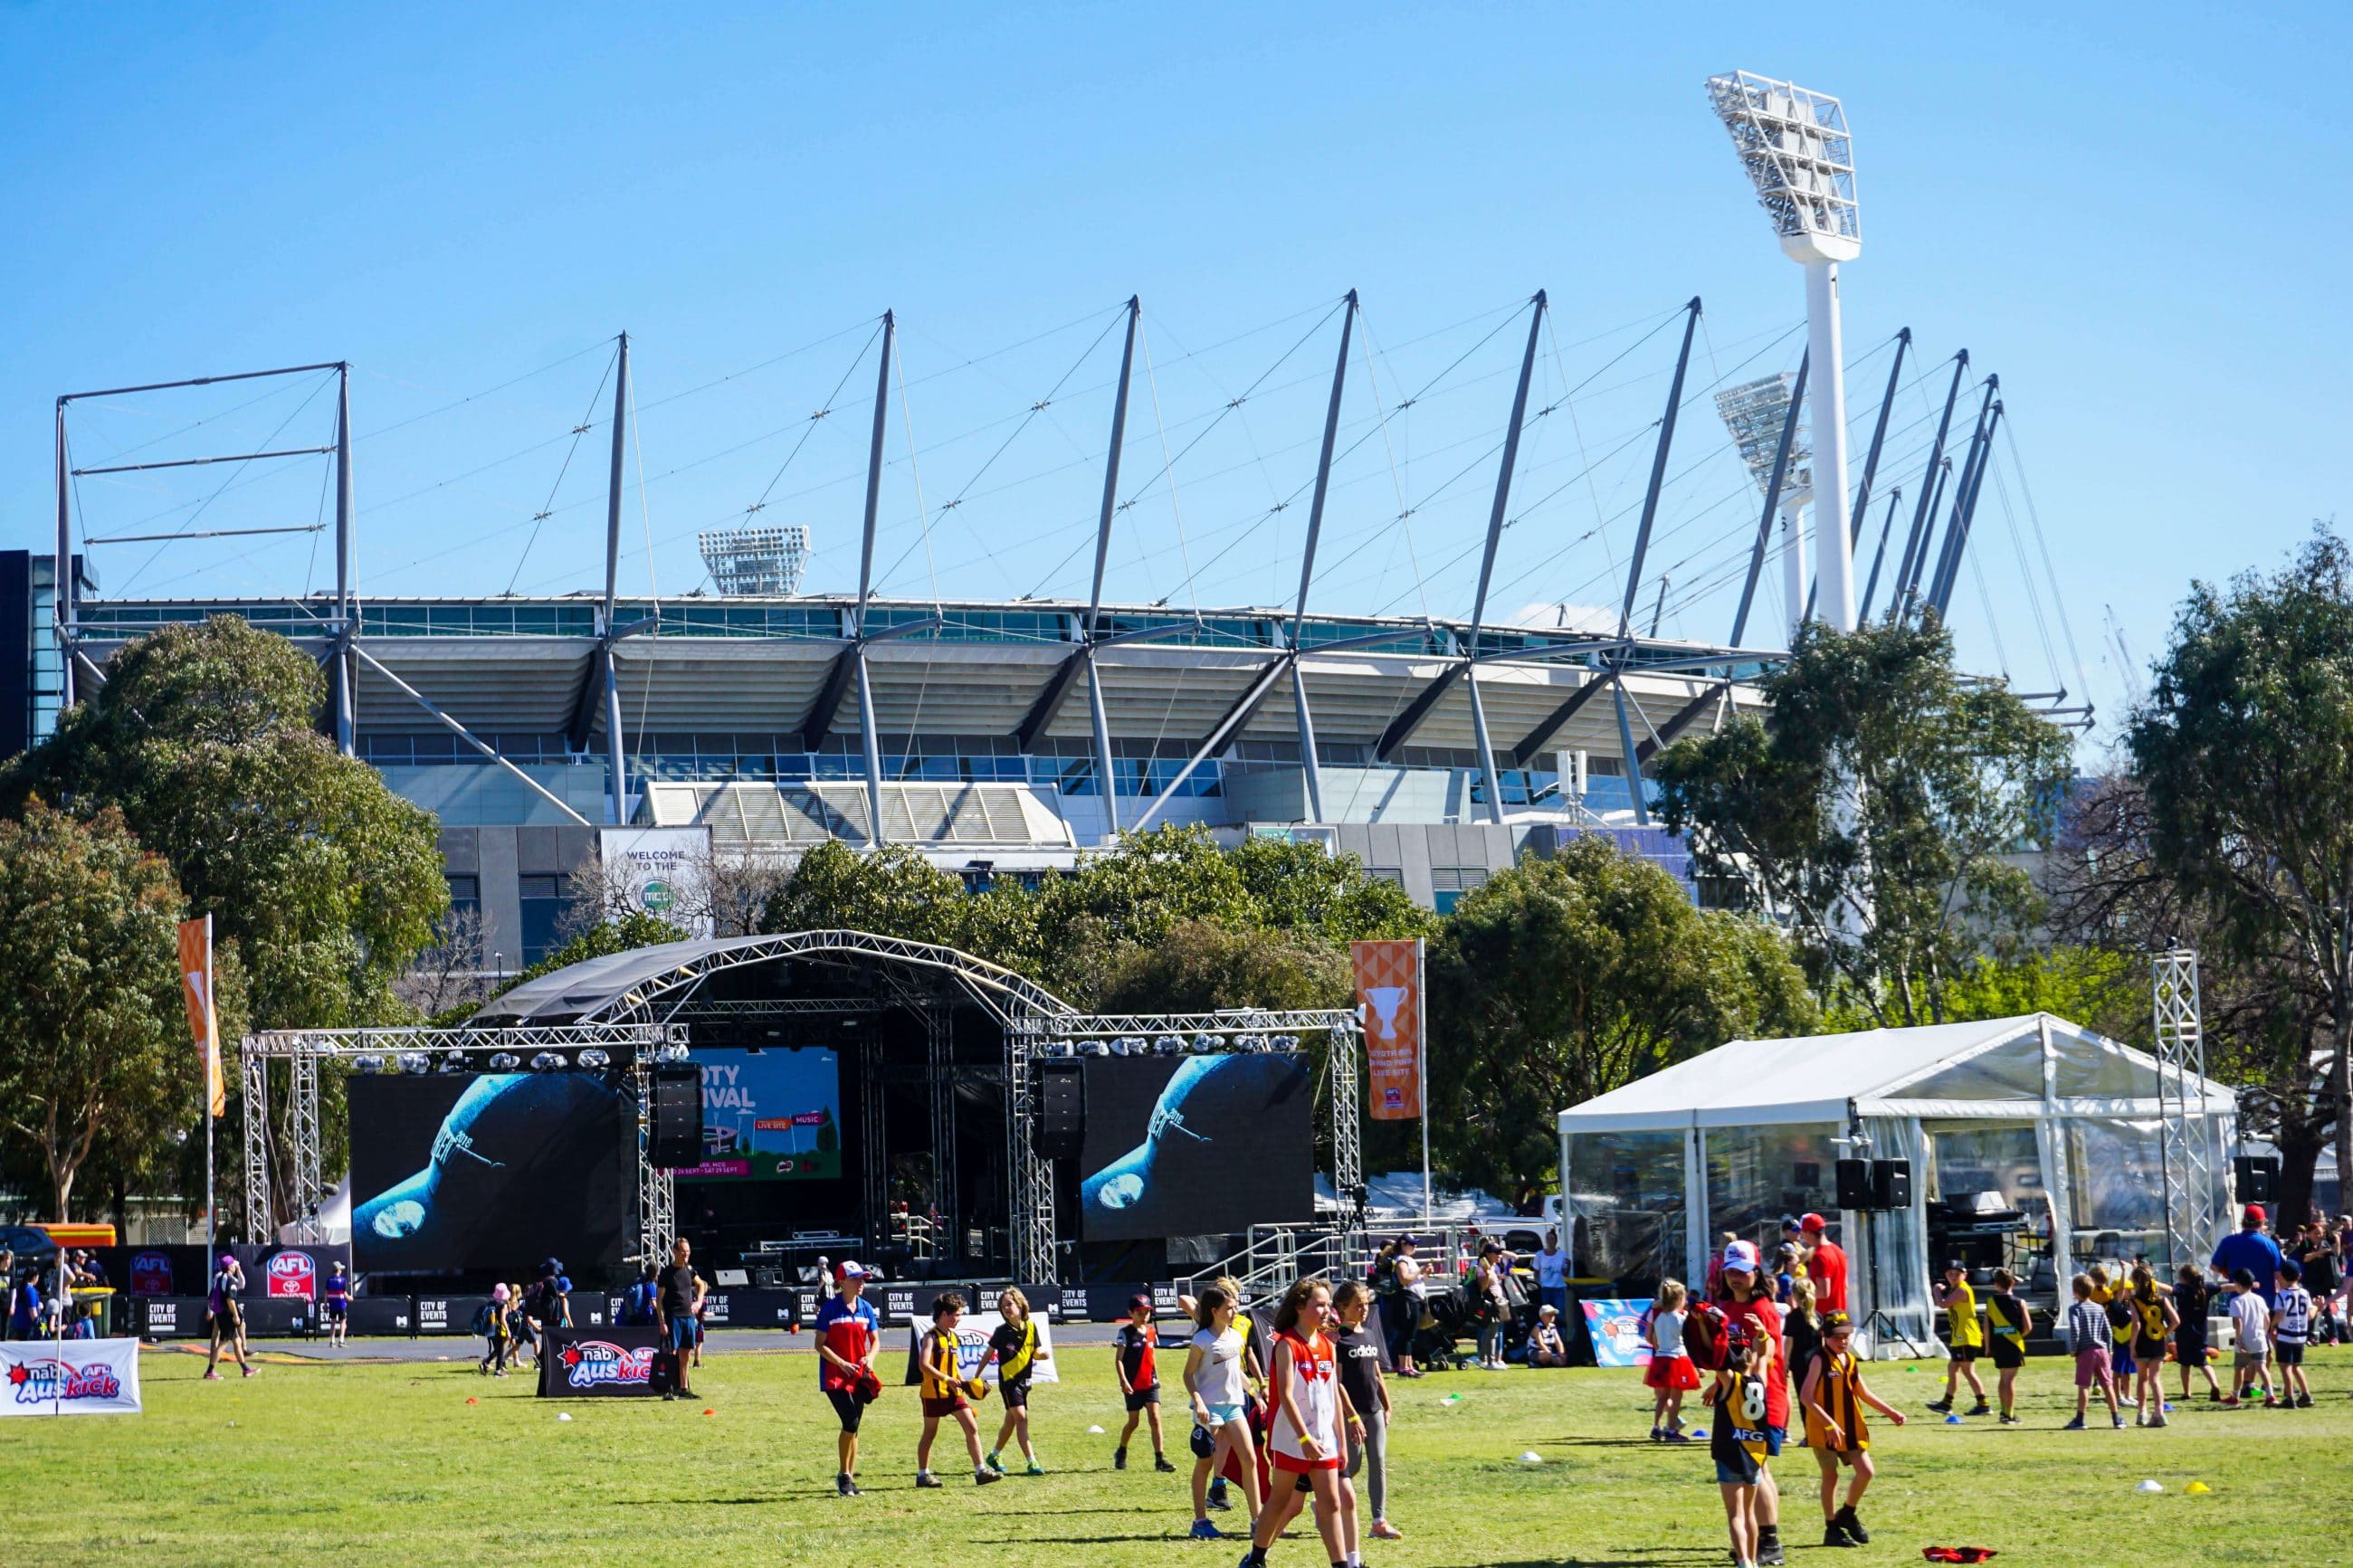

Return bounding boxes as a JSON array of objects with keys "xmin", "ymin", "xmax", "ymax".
[
  {"xmin": 2128, "ymin": 527, "xmax": 2353, "ymax": 1193},
  {"xmin": 1425, "ymin": 834, "xmax": 1815, "ymax": 1206},
  {"xmin": 1653, "ymin": 615, "xmax": 2072, "ymax": 1026},
  {"xmin": 0, "ymin": 803, "xmax": 197, "ymax": 1221}
]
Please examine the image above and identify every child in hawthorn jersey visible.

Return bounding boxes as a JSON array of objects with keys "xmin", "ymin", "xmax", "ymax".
[
  {"xmin": 1798, "ymin": 1311, "xmax": 1906, "ymax": 1548},
  {"xmin": 1982, "ymin": 1269, "xmax": 2031, "ymax": 1424},
  {"xmin": 1240, "ymin": 1276, "xmax": 1363, "ymax": 1568},
  {"xmin": 1709, "ymin": 1322, "xmax": 1775, "ymax": 1568},
  {"xmin": 915, "ymin": 1292, "xmax": 1003, "ymax": 1488},
  {"xmin": 1113, "ymin": 1294, "xmax": 1176, "ymax": 1472},
  {"xmin": 986, "ymin": 1287, "xmax": 1049, "ymax": 1475},
  {"xmin": 2125, "ymin": 1263, "xmax": 2178, "ymax": 1427}
]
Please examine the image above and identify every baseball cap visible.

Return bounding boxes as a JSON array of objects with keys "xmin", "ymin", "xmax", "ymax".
[
  {"xmin": 1780, "ymin": 1215, "xmax": 1804, "ymax": 1232},
  {"xmin": 1721, "ymin": 1240, "xmax": 1760, "ymax": 1273},
  {"xmin": 1799, "ymin": 1212, "xmax": 1828, "ymax": 1233},
  {"xmin": 1128, "ymin": 1293, "xmax": 1153, "ymax": 1313},
  {"xmin": 1538, "ymin": 1303, "xmax": 1559, "ymax": 1317},
  {"xmin": 2231, "ymin": 1267, "xmax": 2256, "ymax": 1287},
  {"xmin": 837, "ymin": 1259, "xmax": 870, "ymax": 1279},
  {"xmin": 2243, "ymin": 1203, "xmax": 2266, "ymax": 1224},
  {"xmin": 1943, "ymin": 1259, "xmax": 1966, "ymax": 1273}
]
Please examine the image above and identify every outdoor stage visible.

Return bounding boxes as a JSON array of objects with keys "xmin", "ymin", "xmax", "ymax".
[{"xmin": 243, "ymin": 929, "xmax": 1364, "ymax": 1291}]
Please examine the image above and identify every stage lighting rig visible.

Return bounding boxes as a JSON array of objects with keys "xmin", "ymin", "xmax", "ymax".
[
  {"xmin": 578, "ymin": 1048, "xmax": 611, "ymax": 1069},
  {"xmin": 353, "ymin": 1054, "xmax": 384, "ymax": 1074},
  {"xmin": 436, "ymin": 1051, "xmax": 467, "ymax": 1074},
  {"xmin": 1708, "ymin": 69, "xmax": 1862, "ymax": 630},
  {"xmin": 1155, "ymin": 1035, "xmax": 1184, "ymax": 1055},
  {"xmin": 1192, "ymin": 1033, "xmax": 1222, "ymax": 1054},
  {"xmin": 529, "ymin": 1051, "xmax": 566, "ymax": 1071},
  {"xmin": 1271, "ymin": 1034, "xmax": 1302, "ymax": 1053},
  {"xmin": 1230, "ymin": 1032, "xmax": 1265, "ymax": 1053},
  {"xmin": 396, "ymin": 1051, "xmax": 430, "ymax": 1074},
  {"xmin": 1080, "ymin": 1041, "xmax": 1111, "ymax": 1057},
  {"xmin": 489, "ymin": 1051, "xmax": 520, "ymax": 1070}
]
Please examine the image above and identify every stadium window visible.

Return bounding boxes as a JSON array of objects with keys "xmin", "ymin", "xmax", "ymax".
[
  {"xmin": 1368, "ymin": 867, "xmax": 1405, "ymax": 888},
  {"xmin": 444, "ymin": 875, "xmax": 479, "ymax": 918},
  {"xmin": 519, "ymin": 873, "xmax": 572, "ymax": 966}
]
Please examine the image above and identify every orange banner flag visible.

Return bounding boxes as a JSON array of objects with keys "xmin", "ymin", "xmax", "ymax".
[
  {"xmin": 178, "ymin": 915, "xmax": 224, "ymax": 1118},
  {"xmin": 1352, "ymin": 938, "xmax": 1424, "ymax": 1121}
]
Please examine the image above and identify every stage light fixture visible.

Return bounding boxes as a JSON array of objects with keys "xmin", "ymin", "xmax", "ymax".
[
  {"xmin": 1271, "ymin": 1034, "xmax": 1302, "ymax": 1053},
  {"xmin": 396, "ymin": 1051, "xmax": 430, "ymax": 1074},
  {"xmin": 1192, "ymin": 1033, "xmax": 1222, "ymax": 1054},
  {"xmin": 529, "ymin": 1051, "xmax": 566, "ymax": 1071},
  {"xmin": 662, "ymin": 1043, "xmax": 691, "ymax": 1063},
  {"xmin": 1156, "ymin": 1035, "xmax": 1184, "ymax": 1055},
  {"xmin": 353, "ymin": 1054, "xmax": 384, "ymax": 1074},
  {"xmin": 436, "ymin": 1052, "xmax": 466, "ymax": 1074},
  {"xmin": 488, "ymin": 1051, "xmax": 520, "ymax": 1070},
  {"xmin": 1043, "ymin": 1041, "xmax": 1075, "ymax": 1058},
  {"xmin": 1230, "ymin": 1032, "xmax": 1264, "ymax": 1053},
  {"xmin": 578, "ymin": 1048, "xmax": 611, "ymax": 1069},
  {"xmin": 1080, "ymin": 1041, "xmax": 1111, "ymax": 1058}
]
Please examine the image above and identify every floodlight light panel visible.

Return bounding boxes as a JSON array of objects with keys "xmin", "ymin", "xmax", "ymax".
[
  {"xmin": 1713, "ymin": 373, "xmax": 1812, "ymax": 496},
  {"xmin": 698, "ymin": 522, "xmax": 812, "ymax": 595},
  {"xmin": 1707, "ymin": 71, "xmax": 1860, "ymax": 260}
]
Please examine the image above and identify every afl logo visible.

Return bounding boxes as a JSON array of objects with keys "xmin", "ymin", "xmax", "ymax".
[{"xmin": 267, "ymin": 1251, "xmax": 318, "ymax": 1299}]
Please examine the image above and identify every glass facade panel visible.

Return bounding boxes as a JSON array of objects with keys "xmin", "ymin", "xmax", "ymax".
[
  {"xmin": 1704, "ymin": 1122, "xmax": 1841, "ymax": 1261},
  {"xmin": 1566, "ymin": 1129, "xmax": 1688, "ymax": 1295}
]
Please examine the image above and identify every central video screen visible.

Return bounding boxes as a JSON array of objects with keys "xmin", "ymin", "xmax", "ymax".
[
  {"xmin": 1077, "ymin": 1055, "xmax": 1314, "ymax": 1241},
  {"xmin": 349, "ymin": 1074, "xmax": 632, "ymax": 1274},
  {"xmin": 672, "ymin": 1048, "xmax": 843, "ymax": 1182}
]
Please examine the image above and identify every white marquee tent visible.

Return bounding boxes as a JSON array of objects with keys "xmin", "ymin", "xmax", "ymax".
[{"xmin": 1557, "ymin": 1013, "xmax": 2236, "ymax": 1356}]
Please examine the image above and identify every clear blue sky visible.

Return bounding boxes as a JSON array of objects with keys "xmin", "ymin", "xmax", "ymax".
[{"xmin": 4, "ymin": 4, "xmax": 2347, "ymax": 740}]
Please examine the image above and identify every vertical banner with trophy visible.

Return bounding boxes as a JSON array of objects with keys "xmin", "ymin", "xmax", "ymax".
[
  {"xmin": 178, "ymin": 914, "xmax": 222, "ymax": 1248},
  {"xmin": 1351, "ymin": 937, "xmax": 1429, "ymax": 1218}
]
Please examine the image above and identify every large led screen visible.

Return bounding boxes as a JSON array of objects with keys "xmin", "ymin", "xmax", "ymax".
[
  {"xmin": 672, "ymin": 1048, "xmax": 843, "ymax": 1181},
  {"xmin": 350, "ymin": 1074, "xmax": 631, "ymax": 1273},
  {"xmin": 1077, "ymin": 1055, "xmax": 1314, "ymax": 1241}
]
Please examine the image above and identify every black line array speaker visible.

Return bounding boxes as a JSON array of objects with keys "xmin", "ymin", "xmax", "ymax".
[
  {"xmin": 2234, "ymin": 1155, "xmax": 2279, "ymax": 1203},
  {"xmin": 1872, "ymin": 1158, "xmax": 1912, "ymax": 1211},
  {"xmin": 649, "ymin": 1064, "xmax": 704, "ymax": 1168},
  {"xmin": 1835, "ymin": 1158, "xmax": 1873, "ymax": 1211},
  {"xmin": 1036, "ymin": 1060, "xmax": 1086, "ymax": 1162}
]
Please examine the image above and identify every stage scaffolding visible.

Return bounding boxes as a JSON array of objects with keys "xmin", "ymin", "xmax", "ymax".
[{"xmin": 245, "ymin": 931, "xmax": 1367, "ymax": 1284}]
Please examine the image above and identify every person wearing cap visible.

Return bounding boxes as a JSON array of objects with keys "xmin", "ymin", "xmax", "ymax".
[
  {"xmin": 1799, "ymin": 1213, "xmax": 1847, "ymax": 1314},
  {"xmin": 2224, "ymin": 1266, "xmax": 2274, "ymax": 1407},
  {"xmin": 1799, "ymin": 1310, "xmax": 1906, "ymax": 1548},
  {"xmin": 2211, "ymin": 1204, "xmax": 2284, "ymax": 1306},
  {"xmin": 1111, "ymin": 1294, "xmax": 1175, "ymax": 1472},
  {"xmin": 1527, "ymin": 1300, "xmax": 1570, "ymax": 1368},
  {"xmin": 1924, "ymin": 1261, "xmax": 1990, "ymax": 1418},
  {"xmin": 814, "ymin": 1260, "xmax": 883, "ymax": 1496},
  {"xmin": 1715, "ymin": 1240, "xmax": 1788, "ymax": 1567},
  {"xmin": 202, "ymin": 1254, "xmax": 253, "ymax": 1381}
]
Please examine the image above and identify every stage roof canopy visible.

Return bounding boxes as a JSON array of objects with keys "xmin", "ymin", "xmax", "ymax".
[{"xmin": 1555, "ymin": 1012, "xmax": 2237, "ymax": 1133}]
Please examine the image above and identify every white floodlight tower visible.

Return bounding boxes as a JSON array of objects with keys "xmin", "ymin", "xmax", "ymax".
[
  {"xmin": 1709, "ymin": 71, "xmax": 1862, "ymax": 632},
  {"xmin": 1715, "ymin": 374, "xmax": 1814, "ymax": 639}
]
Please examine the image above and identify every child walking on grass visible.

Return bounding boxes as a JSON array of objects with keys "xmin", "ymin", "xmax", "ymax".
[
  {"xmin": 1709, "ymin": 1322, "xmax": 1775, "ymax": 1568},
  {"xmin": 916, "ymin": 1292, "xmax": 1004, "ymax": 1488},
  {"xmin": 1645, "ymin": 1278, "xmax": 1700, "ymax": 1441},
  {"xmin": 2126, "ymin": 1263, "xmax": 2177, "ymax": 1427},
  {"xmin": 1112, "ymin": 1294, "xmax": 1176, "ymax": 1472},
  {"xmin": 1182, "ymin": 1284, "xmax": 1262, "ymax": 1541},
  {"xmin": 1799, "ymin": 1311, "xmax": 1906, "ymax": 1548},
  {"xmin": 2062, "ymin": 1275, "xmax": 2123, "ymax": 1430},
  {"xmin": 986, "ymin": 1287, "xmax": 1049, "ymax": 1476},
  {"xmin": 1982, "ymin": 1268, "xmax": 2030, "ymax": 1424},
  {"xmin": 1925, "ymin": 1261, "xmax": 1990, "ymax": 1417}
]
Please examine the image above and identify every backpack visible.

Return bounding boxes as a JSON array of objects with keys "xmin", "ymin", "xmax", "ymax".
[
  {"xmin": 1683, "ymin": 1301, "xmax": 1734, "ymax": 1371},
  {"xmin": 470, "ymin": 1302, "xmax": 496, "ymax": 1335}
]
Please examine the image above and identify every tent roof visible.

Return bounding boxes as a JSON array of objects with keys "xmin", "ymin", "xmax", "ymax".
[
  {"xmin": 472, "ymin": 936, "xmax": 782, "ymax": 1024},
  {"xmin": 1557, "ymin": 1012, "xmax": 2237, "ymax": 1133}
]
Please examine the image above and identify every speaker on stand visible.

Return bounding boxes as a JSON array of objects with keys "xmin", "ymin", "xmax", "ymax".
[{"xmin": 649, "ymin": 1064, "xmax": 704, "ymax": 1169}]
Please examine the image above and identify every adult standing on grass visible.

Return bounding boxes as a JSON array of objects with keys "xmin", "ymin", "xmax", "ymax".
[
  {"xmin": 1383, "ymin": 1236, "xmax": 1426, "ymax": 1377},
  {"xmin": 2212, "ymin": 1205, "xmax": 2282, "ymax": 1304},
  {"xmin": 814, "ymin": 1260, "xmax": 882, "ymax": 1497},
  {"xmin": 1714, "ymin": 1241, "xmax": 1787, "ymax": 1568},
  {"xmin": 653, "ymin": 1239, "xmax": 707, "ymax": 1400},
  {"xmin": 1472, "ymin": 1239, "xmax": 1511, "ymax": 1370},
  {"xmin": 1534, "ymin": 1229, "xmax": 1570, "ymax": 1321},
  {"xmin": 1800, "ymin": 1214, "xmax": 1847, "ymax": 1315},
  {"xmin": 203, "ymin": 1255, "xmax": 253, "ymax": 1380},
  {"xmin": 528, "ymin": 1259, "xmax": 571, "ymax": 1364}
]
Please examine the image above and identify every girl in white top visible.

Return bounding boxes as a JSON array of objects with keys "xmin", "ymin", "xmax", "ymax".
[
  {"xmin": 1645, "ymin": 1278, "xmax": 1700, "ymax": 1440},
  {"xmin": 1242, "ymin": 1278, "xmax": 1361, "ymax": 1568},
  {"xmin": 1182, "ymin": 1283, "xmax": 1262, "ymax": 1537}
]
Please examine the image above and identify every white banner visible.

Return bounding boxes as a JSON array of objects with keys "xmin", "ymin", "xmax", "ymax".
[
  {"xmin": 0, "ymin": 1337, "xmax": 142, "ymax": 1417},
  {"xmin": 599, "ymin": 826, "xmax": 712, "ymax": 937}
]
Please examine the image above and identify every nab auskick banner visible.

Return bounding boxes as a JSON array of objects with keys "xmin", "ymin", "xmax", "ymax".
[{"xmin": 1, "ymin": 1338, "xmax": 143, "ymax": 1417}]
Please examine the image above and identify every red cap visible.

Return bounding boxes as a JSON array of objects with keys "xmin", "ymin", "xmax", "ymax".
[
  {"xmin": 1799, "ymin": 1212, "xmax": 1828, "ymax": 1233},
  {"xmin": 2243, "ymin": 1203, "xmax": 2266, "ymax": 1224}
]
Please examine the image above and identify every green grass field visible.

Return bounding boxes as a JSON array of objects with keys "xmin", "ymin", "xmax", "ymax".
[{"xmin": 11, "ymin": 1340, "xmax": 2344, "ymax": 1565}]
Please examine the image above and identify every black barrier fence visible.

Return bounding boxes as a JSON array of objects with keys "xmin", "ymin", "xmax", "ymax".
[
  {"xmin": 89, "ymin": 1243, "xmax": 357, "ymax": 1303},
  {"xmin": 123, "ymin": 1279, "xmax": 1205, "ymax": 1337}
]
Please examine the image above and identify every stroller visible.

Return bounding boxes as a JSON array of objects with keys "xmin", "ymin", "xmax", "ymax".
[{"xmin": 1412, "ymin": 1288, "xmax": 1473, "ymax": 1371}]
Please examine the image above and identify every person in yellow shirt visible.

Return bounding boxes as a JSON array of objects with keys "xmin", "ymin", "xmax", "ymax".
[
  {"xmin": 1800, "ymin": 1312, "xmax": 1908, "ymax": 1548},
  {"xmin": 1924, "ymin": 1261, "xmax": 1990, "ymax": 1417}
]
